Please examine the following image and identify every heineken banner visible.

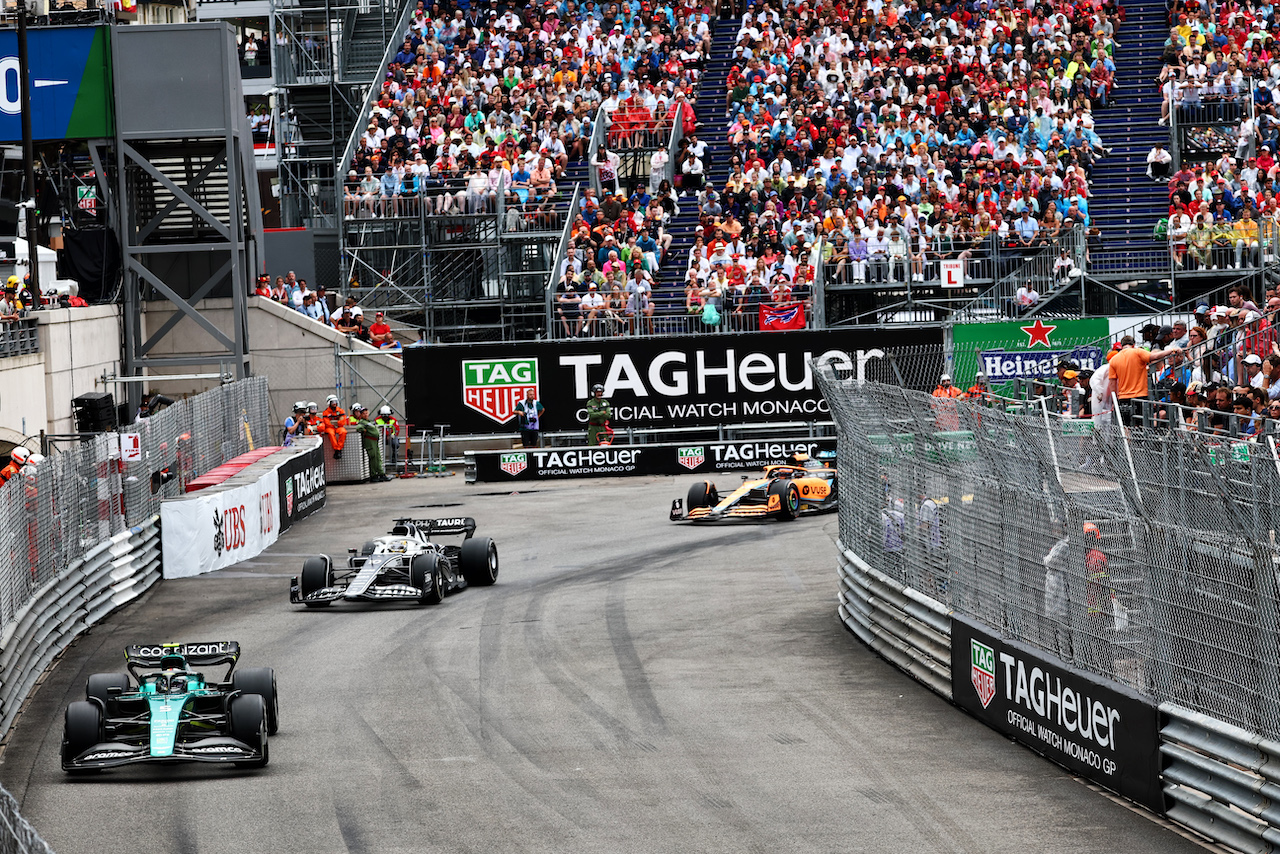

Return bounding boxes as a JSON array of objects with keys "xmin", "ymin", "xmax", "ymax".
[
  {"xmin": 950, "ymin": 616, "xmax": 1163, "ymax": 812},
  {"xmin": 276, "ymin": 441, "xmax": 326, "ymax": 533},
  {"xmin": 951, "ymin": 318, "xmax": 1109, "ymax": 390},
  {"xmin": 469, "ymin": 438, "xmax": 837, "ymax": 482},
  {"xmin": 404, "ymin": 329, "xmax": 944, "ymax": 435}
]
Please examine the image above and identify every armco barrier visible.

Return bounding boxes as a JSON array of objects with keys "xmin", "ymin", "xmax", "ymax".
[
  {"xmin": 467, "ymin": 438, "xmax": 837, "ymax": 482},
  {"xmin": 836, "ymin": 546, "xmax": 951, "ymax": 699},
  {"xmin": 0, "ymin": 516, "xmax": 160, "ymax": 738},
  {"xmin": 1160, "ymin": 703, "xmax": 1280, "ymax": 852}
]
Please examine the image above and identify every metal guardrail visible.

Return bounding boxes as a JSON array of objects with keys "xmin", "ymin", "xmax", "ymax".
[
  {"xmin": 0, "ymin": 319, "xmax": 39, "ymax": 358},
  {"xmin": 1159, "ymin": 702, "xmax": 1280, "ymax": 853},
  {"xmin": 836, "ymin": 546, "xmax": 952, "ymax": 699}
]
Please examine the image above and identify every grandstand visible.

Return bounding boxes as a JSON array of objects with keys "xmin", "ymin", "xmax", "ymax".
[{"xmin": 254, "ymin": 0, "xmax": 1280, "ymax": 340}]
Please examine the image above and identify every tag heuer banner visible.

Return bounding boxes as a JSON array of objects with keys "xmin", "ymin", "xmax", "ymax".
[
  {"xmin": 950, "ymin": 616, "xmax": 1162, "ymax": 812},
  {"xmin": 950, "ymin": 318, "xmax": 1109, "ymax": 391},
  {"xmin": 404, "ymin": 329, "xmax": 943, "ymax": 434},
  {"xmin": 468, "ymin": 439, "xmax": 837, "ymax": 482},
  {"xmin": 277, "ymin": 441, "xmax": 326, "ymax": 533}
]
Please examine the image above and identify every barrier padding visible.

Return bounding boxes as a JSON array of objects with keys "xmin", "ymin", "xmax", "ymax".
[{"xmin": 185, "ymin": 447, "xmax": 282, "ymax": 492}]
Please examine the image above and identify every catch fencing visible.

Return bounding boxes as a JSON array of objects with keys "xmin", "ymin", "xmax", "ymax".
[{"xmin": 816, "ymin": 370, "xmax": 1280, "ymax": 851}]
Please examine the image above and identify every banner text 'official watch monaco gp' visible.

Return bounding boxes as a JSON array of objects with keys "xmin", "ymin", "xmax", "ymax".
[{"xmin": 403, "ymin": 328, "xmax": 944, "ymax": 435}]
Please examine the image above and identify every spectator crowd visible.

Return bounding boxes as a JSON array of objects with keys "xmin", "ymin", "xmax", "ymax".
[
  {"xmin": 680, "ymin": 0, "xmax": 1119, "ymax": 302},
  {"xmin": 253, "ymin": 272, "xmax": 403, "ymax": 350},
  {"xmin": 1157, "ymin": 5, "xmax": 1280, "ymax": 265}
]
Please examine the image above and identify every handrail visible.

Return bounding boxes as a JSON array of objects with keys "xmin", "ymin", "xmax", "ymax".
[
  {"xmin": 334, "ymin": 0, "xmax": 419, "ymax": 214},
  {"xmin": 662, "ymin": 101, "xmax": 685, "ymax": 186},
  {"xmin": 587, "ymin": 102, "xmax": 609, "ymax": 198},
  {"xmin": 544, "ymin": 181, "xmax": 583, "ymax": 333},
  {"xmin": 952, "ymin": 224, "xmax": 1085, "ymax": 322}
]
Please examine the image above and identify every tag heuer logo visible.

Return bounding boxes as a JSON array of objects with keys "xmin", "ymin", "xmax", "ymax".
[
  {"xmin": 285, "ymin": 476, "xmax": 294, "ymax": 516},
  {"xmin": 463, "ymin": 358, "xmax": 538, "ymax": 424},
  {"xmin": 500, "ymin": 452, "xmax": 528, "ymax": 476},
  {"xmin": 971, "ymin": 639, "xmax": 996, "ymax": 709},
  {"xmin": 678, "ymin": 447, "xmax": 705, "ymax": 470}
]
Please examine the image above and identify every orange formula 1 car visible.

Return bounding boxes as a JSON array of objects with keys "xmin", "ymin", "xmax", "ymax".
[{"xmin": 669, "ymin": 452, "xmax": 838, "ymax": 522}]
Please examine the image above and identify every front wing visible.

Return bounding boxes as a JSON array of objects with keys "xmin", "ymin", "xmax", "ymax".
[
  {"xmin": 288, "ymin": 578, "xmax": 432, "ymax": 605},
  {"xmin": 63, "ymin": 736, "xmax": 263, "ymax": 770}
]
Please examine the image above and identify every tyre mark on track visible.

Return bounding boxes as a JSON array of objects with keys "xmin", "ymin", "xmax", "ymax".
[
  {"xmin": 605, "ymin": 579, "xmax": 665, "ymax": 730},
  {"xmin": 779, "ymin": 687, "xmax": 983, "ymax": 854}
]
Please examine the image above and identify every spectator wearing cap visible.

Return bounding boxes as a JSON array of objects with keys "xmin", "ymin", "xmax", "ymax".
[
  {"xmin": 557, "ymin": 280, "xmax": 582, "ymax": 338},
  {"xmin": 367, "ymin": 312, "xmax": 397, "ymax": 349},
  {"xmin": 580, "ymin": 283, "xmax": 605, "ymax": 336}
]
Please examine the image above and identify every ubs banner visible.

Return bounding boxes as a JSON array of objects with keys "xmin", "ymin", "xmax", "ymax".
[
  {"xmin": 277, "ymin": 443, "xmax": 326, "ymax": 532},
  {"xmin": 470, "ymin": 438, "xmax": 837, "ymax": 482},
  {"xmin": 950, "ymin": 616, "xmax": 1163, "ymax": 813},
  {"xmin": 404, "ymin": 329, "xmax": 943, "ymax": 434}
]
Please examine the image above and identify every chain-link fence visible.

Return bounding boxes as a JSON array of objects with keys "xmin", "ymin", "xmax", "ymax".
[
  {"xmin": 817, "ymin": 370, "xmax": 1280, "ymax": 742},
  {"xmin": 119, "ymin": 378, "xmax": 271, "ymax": 524}
]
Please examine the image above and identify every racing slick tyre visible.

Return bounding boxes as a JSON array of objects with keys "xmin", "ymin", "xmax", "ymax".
[
  {"xmin": 687, "ymin": 480, "xmax": 719, "ymax": 510},
  {"xmin": 86, "ymin": 672, "xmax": 130, "ymax": 707},
  {"xmin": 232, "ymin": 667, "xmax": 279, "ymax": 734},
  {"xmin": 229, "ymin": 694, "xmax": 269, "ymax": 769},
  {"xmin": 768, "ymin": 480, "xmax": 801, "ymax": 521},
  {"xmin": 360, "ymin": 540, "xmax": 377, "ymax": 557},
  {"xmin": 63, "ymin": 701, "xmax": 103, "ymax": 771},
  {"xmin": 411, "ymin": 554, "xmax": 445, "ymax": 605},
  {"xmin": 460, "ymin": 537, "xmax": 499, "ymax": 586},
  {"xmin": 299, "ymin": 556, "xmax": 332, "ymax": 608}
]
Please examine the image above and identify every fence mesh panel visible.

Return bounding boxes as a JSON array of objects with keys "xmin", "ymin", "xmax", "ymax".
[{"xmin": 817, "ymin": 369, "xmax": 1280, "ymax": 740}]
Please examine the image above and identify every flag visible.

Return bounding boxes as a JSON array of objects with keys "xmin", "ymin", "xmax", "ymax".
[{"xmin": 760, "ymin": 301, "xmax": 806, "ymax": 331}]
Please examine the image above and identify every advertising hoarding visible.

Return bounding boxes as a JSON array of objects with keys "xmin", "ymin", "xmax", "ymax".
[
  {"xmin": 951, "ymin": 318, "xmax": 1109, "ymax": 390},
  {"xmin": 0, "ymin": 26, "xmax": 114, "ymax": 141},
  {"xmin": 404, "ymin": 329, "xmax": 944, "ymax": 435}
]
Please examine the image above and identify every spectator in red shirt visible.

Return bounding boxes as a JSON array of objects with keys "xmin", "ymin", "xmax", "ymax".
[{"xmin": 367, "ymin": 311, "xmax": 396, "ymax": 348}]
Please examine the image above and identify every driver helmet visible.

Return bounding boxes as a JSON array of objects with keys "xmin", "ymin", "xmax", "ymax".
[
  {"xmin": 153, "ymin": 674, "xmax": 168, "ymax": 693},
  {"xmin": 379, "ymin": 405, "xmax": 392, "ymax": 416},
  {"xmin": 9, "ymin": 446, "xmax": 30, "ymax": 465},
  {"xmin": 326, "ymin": 394, "xmax": 339, "ymax": 406},
  {"xmin": 786, "ymin": 452, "xmax": 810, "ymax": 467},
  {"xmin": 168, "ymin": 675, "xmax": 188, "ymax": 694},
  {"xmin": 592, "ymin": 383, "xmax": 605, "ymax": 395},
  {"xmin": 293, "ymin": 400, "xmax": 307, "ymax": 413}
]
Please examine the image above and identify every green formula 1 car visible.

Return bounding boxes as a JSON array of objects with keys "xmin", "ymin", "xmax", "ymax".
[{"xmin": 61, "ymin": 641, "xmax": 278, "ymax": 772}]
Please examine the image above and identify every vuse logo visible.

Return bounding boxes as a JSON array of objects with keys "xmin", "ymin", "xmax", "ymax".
[
  {"xmin": 463, "ymin": 358, "xmax": 538, "ymax": 424},
  {"xmin": 971, "ymin": 639, "xmax": 996, "ymax": 709},
  {"xmin": 500, "ymin": 452, "xmax": 527, "ymax": 476},
  {"xmin": 678, "ymin": 447, "xmax": 704, "ymax": 470}
]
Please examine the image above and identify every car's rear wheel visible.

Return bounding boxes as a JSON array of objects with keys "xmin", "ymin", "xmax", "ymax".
[
  {"xmin": 768, "ymin": 480, "xmax": 800, "ymax": 521},
  {"xmin": 229, "ymin": 694, "xmax": 269, "ymax": 768},
  {"xmin": 86, "ymin": 672, "xmax": 130, "ymax": 707},
  {"xmin": 412, "ymin": 554, "xmax": 445, "ymax": 605},
  {"xmin": 299, "ymin": 556, "xmax": 332, "ymax": 607},
  {"xmin": 232, "ymin": 667, "xmax": 279, "ymax": 734},
  {"xmin": 63, "ymin": 701, "xmax": 103, "ymax": 769},
  {"xmin": 460, "ymin": 537, "xmax": 499, "ymax": 586},
  {"xmin": 687, "ymin": 480, "xmax": 719, "ymax": 510}
]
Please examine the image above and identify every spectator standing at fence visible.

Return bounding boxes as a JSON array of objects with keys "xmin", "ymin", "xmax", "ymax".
[
  {"xmin": 1109, "ymin": 335, "xmax": 1181, "ymax": 425},
  {"xmin": 515, "ymin": 390, "xmax": 544, "ymax": 449},
  {"xmin": 349, "ymin": 405, "xmax": 389, "ymax": 483},
  {"xmin": 0, "ymin": 288, "xmax": 17, "ymax": 323},
  {"xmin": 1043, "ymin": 531, "xmax": 1072, "ymax": 660},
  {"xmin": 881, "ymin": 499, "xmax": 906, "ymax": 576}
]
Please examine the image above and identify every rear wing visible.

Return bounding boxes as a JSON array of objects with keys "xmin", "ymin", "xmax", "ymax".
[
  {"xmin": 392, "ymin": 517, "xmax": 476, "ymax": 539},
  {"xmin": 125, "ymin": 641, "xmax": 241, "ymax": 670}
]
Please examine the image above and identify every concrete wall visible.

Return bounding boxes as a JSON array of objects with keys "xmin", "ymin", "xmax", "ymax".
[
  {"xmin": 39, "ymin": 306, "xmax": 124, "ymax": 436},
  {"xmin": 141, "ymin": 297, "xmax": 405, "ymax": 431},
  {"xmin": 0, "ymin": 354, "xmax": 48, "ymax": 448}
]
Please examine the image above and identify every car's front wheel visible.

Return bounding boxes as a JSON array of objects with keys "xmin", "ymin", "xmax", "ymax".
[
  {"xmin": 687, "ymin": 480, "xmax": 719, "ymax": 510},
  {"xmin": 229, "ymin": 694, "xmax": 269, "ymax": 768},
  {"xmin": 63, "ymin": 701, "xmax": 103, "ymax": 770},
  {"xmin": 768, "ymin": 480, "xmax": 800, "ymax": 521},
  {"xmin": 412, "ymin": 554, "xmax": 445, "ymax": 605},
  {"xmin": 232, "ymin": 667, "xmax": 279, "ymax": 735},
  {"xmin": 299, "ymin": 556, "xmax": 332, "ymax": 607}
]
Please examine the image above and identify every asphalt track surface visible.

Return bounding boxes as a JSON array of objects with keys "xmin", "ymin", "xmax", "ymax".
[{"xmin": 0, "ymin": 474, "xmax": 1208, "ymax": 854}]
